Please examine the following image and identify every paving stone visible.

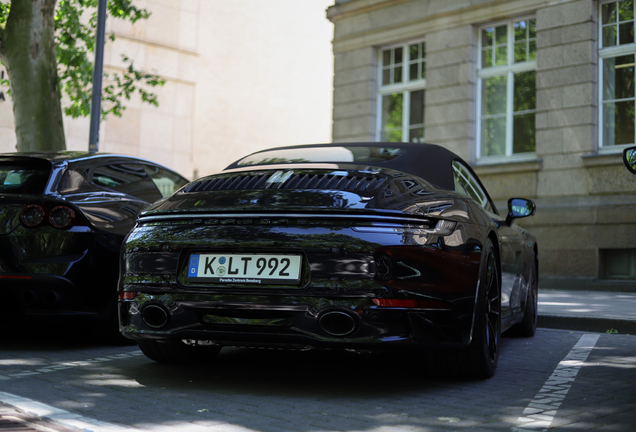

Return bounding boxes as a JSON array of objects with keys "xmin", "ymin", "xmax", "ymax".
[{"xmin": 1, "ymin": 327, "xmax": 635, "ymax": 431}]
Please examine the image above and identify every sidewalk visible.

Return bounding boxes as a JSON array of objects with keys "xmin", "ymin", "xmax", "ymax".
[{"xmin": 538, "ymin": 289, "xmax": 636, "ymax": 335}]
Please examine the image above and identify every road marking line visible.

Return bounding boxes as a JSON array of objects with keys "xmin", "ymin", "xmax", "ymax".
[
  {"xmin": 0, "ymin": 350, "xmax": 144, "ymax": 381},
  {"xmin": 0, "ymin": 392, "xmax": 141, "ymax": 432},
  {"xmin": 512, "ymin": 333, "xmax": 600, "ymax": 431}
]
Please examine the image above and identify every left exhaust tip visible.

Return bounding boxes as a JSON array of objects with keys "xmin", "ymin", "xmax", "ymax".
[{"xmin": 141, "ymin": 304, "xmax": 169, "ymax": 329}]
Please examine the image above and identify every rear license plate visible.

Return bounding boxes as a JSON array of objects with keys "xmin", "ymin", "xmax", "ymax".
[{"xmin": 187, "ymin": 253, "xmax": 302, "ymax": 285}]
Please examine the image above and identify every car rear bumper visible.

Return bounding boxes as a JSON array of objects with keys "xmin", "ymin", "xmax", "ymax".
[
  {"xmin": 0, "ymin": 227, "xmax": 120, "ymax": 322},
  {"xmin": 0, "ymin": 273, "xmax": 113, "ymax": 322},
  {"xmin": 118, "ymin": 292, "xmax": 475, "ymax": 350}
]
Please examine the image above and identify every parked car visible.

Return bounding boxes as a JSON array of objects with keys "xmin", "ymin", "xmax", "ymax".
[
  {"xmin": 118, "ymin": 142, "xmax": 538, "ymax": 378},
  {"xmin": 0, "ymin": 152, "xmax": 188, "ymax": 340}
]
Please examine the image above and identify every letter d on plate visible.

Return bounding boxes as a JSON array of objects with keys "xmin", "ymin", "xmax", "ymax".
[{"xmin": 189, "ymin": 254, "xmax": 200, "ymax": 277}]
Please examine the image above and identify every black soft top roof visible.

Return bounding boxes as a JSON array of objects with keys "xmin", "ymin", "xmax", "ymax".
[{"xmin": 224, "ymin": 142, "xmax": 464, "ymax": 191}]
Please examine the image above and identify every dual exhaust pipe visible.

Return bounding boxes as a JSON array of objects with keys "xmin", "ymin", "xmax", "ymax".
[
  {"xmin": 140, "ymin": 304, "xmax": 358, "ymax": 337},
  {"xmin": 21, "ymin": 290, "xmax": 62, "ymax": 307}
]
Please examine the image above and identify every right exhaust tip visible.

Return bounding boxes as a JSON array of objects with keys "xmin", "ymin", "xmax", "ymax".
[{"xmin": 319, "ymin": 310, "xmax": 357, "ymax": 337}]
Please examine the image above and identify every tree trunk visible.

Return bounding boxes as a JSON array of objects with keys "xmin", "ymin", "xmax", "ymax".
[{"xmin": 0, "ymin": 0, "xmax": 66, "ymax": 151}]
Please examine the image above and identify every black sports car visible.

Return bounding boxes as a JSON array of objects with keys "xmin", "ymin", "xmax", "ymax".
[
  {"xmin": 118, "ymin": 143, "xmax": 538, "ymax": 378},
  {"xmin": 0, "ymin": 152, "xmax": 188, "ymax": 339}
]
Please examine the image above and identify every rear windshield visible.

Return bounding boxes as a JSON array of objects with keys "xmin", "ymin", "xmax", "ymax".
[
  {"xmin": 0, "ymin": 160, "xmax": 51, "ymax": 194},
  {"xmin": 235, "ymin": 146, "xmax": 405, "ymax": 167}
]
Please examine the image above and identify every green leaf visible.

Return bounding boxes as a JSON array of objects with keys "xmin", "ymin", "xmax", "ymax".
[{"xmin": 51, "ymin": 0, "xmax": 162, "ymax": 120}]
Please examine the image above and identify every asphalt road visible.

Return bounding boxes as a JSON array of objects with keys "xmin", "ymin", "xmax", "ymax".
[{"xmin": 0, "ymin": 327, "xmax": 635, "ymax": 431}]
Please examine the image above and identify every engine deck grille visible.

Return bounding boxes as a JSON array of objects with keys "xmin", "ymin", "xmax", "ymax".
[{"xmin": 184, "ymin": 173, "xmax": 386, "ymax": 193}]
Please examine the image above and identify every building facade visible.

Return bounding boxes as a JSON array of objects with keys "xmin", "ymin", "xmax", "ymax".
[
  {"xmin": 327, "ymin": 0, "xmax": 636, "ymax": 290},
  {"xmin": 0, "ymin": 0, "xmax": 333, "ymax": 178}
]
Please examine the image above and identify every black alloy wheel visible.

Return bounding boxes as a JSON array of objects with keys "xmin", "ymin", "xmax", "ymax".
[{"xmin": 462, "ymin": 238, "xmax": 501, "ymax": 379}]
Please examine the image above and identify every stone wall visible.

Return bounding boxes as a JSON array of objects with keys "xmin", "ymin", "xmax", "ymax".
[{"xmin": 328, "ymin": 0, "xmax": 636, "ymax": 290}]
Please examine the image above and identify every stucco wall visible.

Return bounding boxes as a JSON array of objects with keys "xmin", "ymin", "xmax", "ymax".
[{"xmin": 0, "ymin": 0, "xmax": 334, "ymax": 181}]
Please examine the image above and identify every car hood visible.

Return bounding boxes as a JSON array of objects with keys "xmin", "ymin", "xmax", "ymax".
[{"xmin": 139, "ymin": 166, "xmax": 476, "ymax": 222}]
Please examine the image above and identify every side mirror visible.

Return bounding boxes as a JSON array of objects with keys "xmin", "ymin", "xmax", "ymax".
[
  {"xmin": 506, "ymin": 198, "xmax": 536, "ymax": 225},
  {"xmin": 623, "ymin": 146, "xmax": 636, "ymax": 175}
]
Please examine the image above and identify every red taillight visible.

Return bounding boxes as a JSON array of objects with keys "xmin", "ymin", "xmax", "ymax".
[
  {"xmin": 20, "ymin": 204, "xmax": 77, "ymax": 229},
  {"xmin": 0, "ymin": 275, "xmax": 33, "ymax": 279},
  {"xmin": 372, "ymin": 299, "xmax": 450, "ymax": 309},
  {"xmin": 119, "ymin": 292, "xmax": 138, "ymax": 300},
  {"xmin": 48, "ymin": 206, "xmax": 75, "ymax": 229},
  {"xmin": 20, "ymin": 204, "xmax": 46, "ymax": 227}
]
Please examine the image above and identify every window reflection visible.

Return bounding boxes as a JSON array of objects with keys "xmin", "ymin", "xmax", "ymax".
[
  {"xmin": 378, "ymin": 40, "xmax": 426, "ymax": 142},
  {"xmin": 479, "ymin": 18, "xmax": 536, "ymax": 158},
  {"xmin": 602, "ymin": 55, "xmax": 636, "ymax": 146},
  {"xmin": 602, "ymin": 0, "xmax": 635, "ymax": 47},
  {"xmin": 381, "ymin": 93, "xmax": 403, "ymax": 142}
]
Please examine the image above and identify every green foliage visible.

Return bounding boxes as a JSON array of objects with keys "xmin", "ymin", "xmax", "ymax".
[
  {"xmin": 1, "ymin": 0, "xmax": 163, "ymax": 120},
  {"xmin": 0, "ymin": 3, "xmax": 8, "ymax": 90},
  {"xmin": 56, "ymin": 0, "xmax": 163, "ymax": 120},
  {"xmin": 606, "ymin": 328, "xmax": 619, "ymax": 334},
  {"xmin": 0, "ymin": 3, "xmax": 7, "ymax": 24},
  {"xmin": 382, "ymin": 93, "xmax": 403, "ymax": 142}
]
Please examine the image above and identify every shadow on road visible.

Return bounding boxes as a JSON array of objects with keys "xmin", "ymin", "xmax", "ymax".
[
  {"xmin": 125, "ymin": 340, "xmax": 517, "ymax": 398},
  {"xmin": 0, "ymin": 322, "xmax": 134, "ymax": 349},
  {"xmin": 1, "ymin": 323, "xmax": 521, "ymax": 398}
]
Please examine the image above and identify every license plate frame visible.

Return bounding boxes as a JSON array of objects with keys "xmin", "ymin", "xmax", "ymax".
[{"xmin": 186, "ymin": 252, "xmax": 302, "ymax": 285}]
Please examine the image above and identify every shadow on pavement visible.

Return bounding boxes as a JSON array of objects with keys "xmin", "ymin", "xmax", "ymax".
[
  {"xmin": 126, "ymin": 339, "xmax": 517, "ymax": 398},
  {"xmin": 0, "ymin": 322, "xmax": 134, "ymax": 349}
]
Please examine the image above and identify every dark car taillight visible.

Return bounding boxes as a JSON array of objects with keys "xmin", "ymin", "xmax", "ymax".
[
  {"xmin": 20, "ymin": 203, "xmax": 79, "ymax": 229},
  {"xmin": 20, "ymin": 204, "xmax": 46, "ymax": 227},
  {"xmin": 48, "ymin": 206, "xmax": 76, "ymax": 229}
]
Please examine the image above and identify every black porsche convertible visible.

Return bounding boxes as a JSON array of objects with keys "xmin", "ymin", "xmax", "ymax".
[{"xmin": 118, "ymin": 143, "xmax": 538, "ymax": 378}]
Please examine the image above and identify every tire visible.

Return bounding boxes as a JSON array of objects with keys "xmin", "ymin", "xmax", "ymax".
[
  {"xmin": 511, "ymin": 260, "xmax": 538, "ymax": 337},
  {"xmin": 138, "ymin": 339, "xmax": 221, "ymax": 364},
  {"xmin": 459, "ymin": 238, "xmax": 501, "ymax": 379}
]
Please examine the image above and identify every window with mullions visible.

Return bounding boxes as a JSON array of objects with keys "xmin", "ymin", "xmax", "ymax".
[
  {"xmin": 477, "ymin": 18, "xmax": 536, "ymax": 159},
  {"xmin": 378, "ymin": 41, "xmax": 426, "ymax": 143},
  {"xmin": 600, "ymin": 0, "xmax": 636, "ymax": 148}
]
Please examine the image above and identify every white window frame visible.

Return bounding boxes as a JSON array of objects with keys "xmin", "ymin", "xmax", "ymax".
[
  {"xmin": 476, "ymin": 16, "xmax": 537, "ymax": 163},
  {"xmin": 598, "ymin": 0, "xmax": 636, "ymax": 153},
  {"xmin": 376, "ymin": 39, "xmax": 427, "ymax": 143}
]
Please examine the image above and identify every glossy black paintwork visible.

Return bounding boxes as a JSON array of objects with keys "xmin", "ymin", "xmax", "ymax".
[
  {"xmin": 118, "ymin": 143, "xmax": 538, "ymax": 352},
  {"xmin": 0, "ymin": 152, "xmax": 187, "ymax": 326},
  {"xmin": 624, "ymin": 146, "xmax": 636, "ymax": 174}
]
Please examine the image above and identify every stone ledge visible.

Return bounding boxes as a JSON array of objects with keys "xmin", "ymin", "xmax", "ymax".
[
  {"xmin": 473, "ymin": 158, "xmax": 543, "ymax": 176},
  {"xmin": 581, "ymin": 152, "xmax": 623, "ymax": 168}
]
